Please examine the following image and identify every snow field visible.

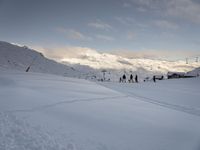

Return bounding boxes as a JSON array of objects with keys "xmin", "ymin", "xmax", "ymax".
[{"xmin": 1, "ymin": 71, "xmax": 200, "ymax": 150}]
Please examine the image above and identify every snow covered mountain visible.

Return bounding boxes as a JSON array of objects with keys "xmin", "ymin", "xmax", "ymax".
[
  {"xmin": 60, "ymin": 48, "xmax": 200, "ymax": 81},
  {"xmin": 0, "ymin": 41, "xmax": 109, "ymax": 80},
  {"xmin": 61, "ymin": 48, "xmax": 200, "ymax": 74},
  {"xmin": 0, "ymin": 41, "xmax": 80, "ymax": 77}
]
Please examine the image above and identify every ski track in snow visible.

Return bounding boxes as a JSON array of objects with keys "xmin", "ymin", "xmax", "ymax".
[
  {"xmin": 99, "ymin": 83, "xmax": 200, "ymax": 117},
  {"xmin": 126, "ymin": 92, "xmax": 200, "ymax": 117},
  {"xmin": 2, "ymin": 76, "xmax": 200, "ymax": 117},
  {"xmin": 4, "ymin": 88, "xmax": 200, "ymax": 117},
  {"xmin": 2, "ymin": 95, "xmax": 128, "ymax": 113}
]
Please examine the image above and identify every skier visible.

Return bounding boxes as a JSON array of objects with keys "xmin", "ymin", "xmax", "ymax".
[
  {"xmin": 135, "ymin": 74, "xmax": 138, "ymax": 83},
  {"xmin": 153, "ymin": 75, "xmax": 156, "ymax": 82},
  {"xmin": 130, "ymin": 74, "xmax": 133, "ymax": 83},
  {"xmin": 122, "ymin": 74, "xmax": 126, "ymax": 83}
]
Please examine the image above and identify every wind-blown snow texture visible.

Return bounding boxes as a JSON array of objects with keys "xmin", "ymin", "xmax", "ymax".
[{"xmin": 0, "ymin": 70, "xmax": 200, "ymax": 150}]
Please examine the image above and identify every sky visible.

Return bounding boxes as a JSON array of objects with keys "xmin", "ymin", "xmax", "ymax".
[{"xmin": 0, "ymin": 0, "xmax": 200, "ymax": 60}]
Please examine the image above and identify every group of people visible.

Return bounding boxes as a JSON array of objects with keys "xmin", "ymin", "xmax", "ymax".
[
  {"xmin": 119, "ymin": 74, "xmax": 138, "ymax": 83},
  {"xmin": 119, "ymin": 74, "xmax": 157, "ymax": 83}
]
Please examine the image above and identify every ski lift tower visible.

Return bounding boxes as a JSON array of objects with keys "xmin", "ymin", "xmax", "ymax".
[
  {"xmin": 101, "ymin": 69, "xmax": 107, "ymax": 81},
  {"xmin": 25, "ymin": 53, "xmax": 42, "ymax": 72}
]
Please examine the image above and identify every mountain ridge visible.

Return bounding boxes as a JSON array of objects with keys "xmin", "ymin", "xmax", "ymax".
[
  {"xmin": 0, "ymin": 41, "xmax": 78, "ymax": 77},
  {"xmin": 1, "ymin": 41, "xmax": 200, "ymax": 81}
]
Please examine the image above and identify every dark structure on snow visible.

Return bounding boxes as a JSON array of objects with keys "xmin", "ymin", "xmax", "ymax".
[
  {"xmin": 154, "ymin": 75, "xmax": 164, "ymax": 80},
  {"xmin": 167, "ymin": 72, "xmax": 185, "ymax": 79}
]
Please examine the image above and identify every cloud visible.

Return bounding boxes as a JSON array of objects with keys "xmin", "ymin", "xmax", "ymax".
[
  {"xmin": 166, "ymin": 0, "xmax": 200, "ymax": 24},
  {"xmin": 56, "ymin": 28, "xmax": 92, "ymax": 41},
  {"xmin": 32, "ymin": 44, "xmax": 200, "ymax": 63},
  {"xmin": 88, "ymin": 20, "xmax": 112, "ymax": 30},
  {"xmin": 129, "ymin": 0, "xmax": 164, "ymax": 10},
  {"xmin": 115, "ymin": 17, "xmax": 135, "ymax": 26},
  {"xmin": 111, "ymin": 50, "xmax": 170, "ymax": 59},
  {"xmin": 129, "ymin": 0, "xmax": 200, "ymax": 24},
  {"xmin": 95, "ymin": 34, "xmax": 115, "ymax": 41},
  {"xmin": 115, "ymin": 17, "xmax": 148, "ymax": 29},
  {"xmin": 154, "ymin": 20, "xmax": 179, "ymax": 29},
  {"xmin": 28, "ymin": 45, "xmax": 200, "ymax": 71},
  {"xmin": 137, "ymin": 7, "xmax": 147, "ymax": 12},
  {"xmin": 32, "ymin": 46, "xmax": 99, "ymax": 61},
  {"xmin": 123, "ymin": 2, "xmax": 132, "ymax": 8},
  {"xmin": 111, "ymin": 49, "xmax": 200, "ymax": 60}
]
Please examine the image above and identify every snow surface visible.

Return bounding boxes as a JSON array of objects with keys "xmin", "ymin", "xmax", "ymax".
[{"xmin": 1, "ymin": 70, "xmax": 200, "ymax": 150}]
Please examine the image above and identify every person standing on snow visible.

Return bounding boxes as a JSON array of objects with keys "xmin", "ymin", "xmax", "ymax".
[
  {"xmin": 135, "ymin": 74, "xmax": 138, "ymax": 83},
  {"xmin": 130, "ymin": 74, "xmax": 133, "ymax": 83},
  {"xmin": 122, "ymin": 74, "xmax": 126, "ymax": 83},
  {"xmin": 153, "ymin": 75, "xmax": 156, "ymax": 82}
]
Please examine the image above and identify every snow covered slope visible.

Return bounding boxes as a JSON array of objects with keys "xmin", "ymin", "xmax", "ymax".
[
  {"xmin": 0, "ymin": 41, "xmax": 78, "ymax": 77},
  {"xmin": 0, "ymin": 41, "xmax": 110, "ymax": 80},
  {"xmin": 1, "ymin": 70, "xmax": 200, "ymax": 150}
]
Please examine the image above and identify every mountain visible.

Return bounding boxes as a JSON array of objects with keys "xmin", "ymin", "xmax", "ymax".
[
  {"xmin": 0, "ymin": 41, "xmax": 81, "ymax": 77},
  {"xmin": 61, "ymin": 47, "xmax": 200, "ymax": 81},
  {"xmin": 61, "ymin": 48, "xmax": 200, "ymax": 74}
]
